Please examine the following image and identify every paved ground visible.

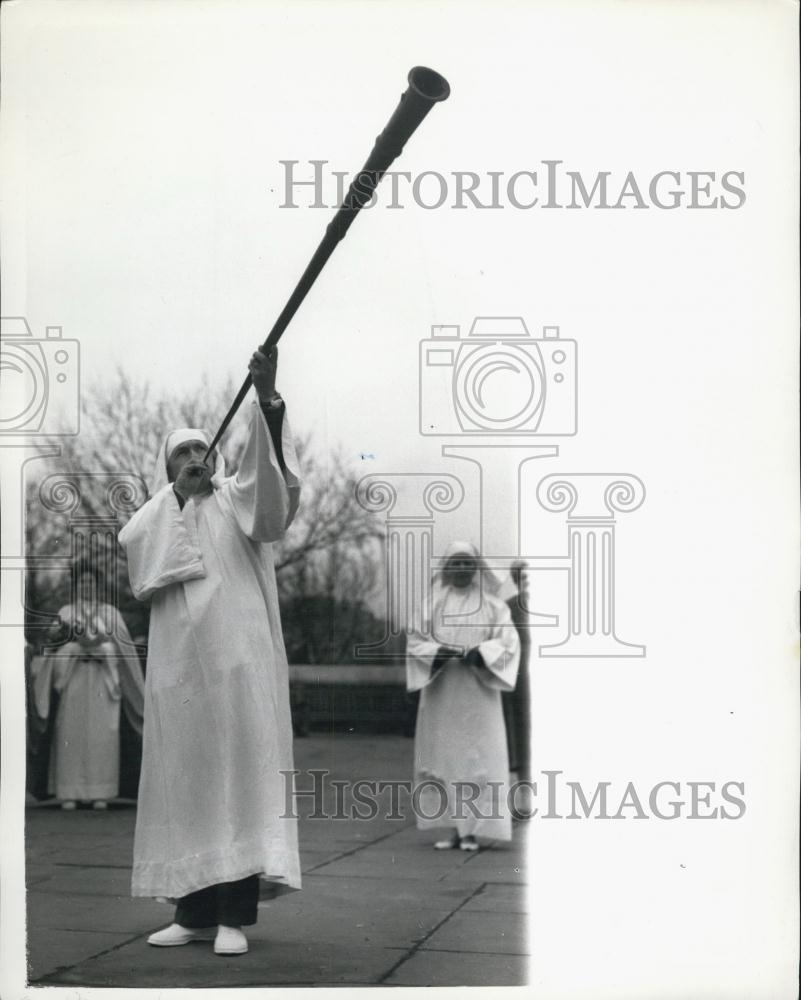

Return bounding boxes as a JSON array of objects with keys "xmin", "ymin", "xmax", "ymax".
[{"xmin": 25, "ymin": 734, "xmax": 530, "ymax": 988}]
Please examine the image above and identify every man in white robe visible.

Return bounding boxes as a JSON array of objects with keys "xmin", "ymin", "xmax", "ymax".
[
  {"xmin": 118, "ymin": 348, "xmax": 301, "ymax": 956},
  {"xmin": 406, "ymin": 541, "xmax": 520, "ymax": 851}
]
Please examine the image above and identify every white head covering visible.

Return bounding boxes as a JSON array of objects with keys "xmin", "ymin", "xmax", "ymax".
[
  {"xmin": 149, "ymin": 427, "xmax": 227, "ymax": 495},
  {"xmin": 433, "ymin": 540, "xmax": 503, "ymax": 595}
]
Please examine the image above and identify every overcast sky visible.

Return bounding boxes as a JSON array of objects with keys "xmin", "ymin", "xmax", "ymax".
[{"xmin": 3, "ymin": 0, "xmax": 795, "ymax": 548}]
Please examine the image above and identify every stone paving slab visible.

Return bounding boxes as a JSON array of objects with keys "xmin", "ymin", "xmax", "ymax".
[
  {"xmin": 355, "ymin": 827, "xmax": 431, "ymax": 848},
  {"xmin": 27, "ymin": 892, "xmax": 167, "ymax": 934},
  {"xmin": 27, "ymin": 928, "xmax": 134, "ymax": 982},
  {"xmin": 24, "ymin": 735, "xmax": 529, "ymax": 989},
  {"xmin": 440, "ymin": 849, "xmax": 530, "ymax": 885},
  {"xmin": 302, "ymin": 859, "xmax": 452, "ymax": 881},
  {"xmin": 29, "ymin": 844, "xmax": 135, "ymax": 867},
  {"xmin": 461, "ymin": 883, "xmax": 531, "ymax": 914},
  {"xmin": 298, "ymin": 821, "xmax": 416, "ymax": 845},
  {"xmin": 420, "ymin": 910, "xmax": 531, "ymax": 956},
  {"xmin": 28, "ymin": 865, "xmax": 134, "ymax": 897},
  {"xmin": 299, "ymin": 848, "xmax": 355, "ymax": 872},
  {"xmin": 298, "ymin": 827, "xmax": 399, "ymax": 845},
  {"xmin": 384, "ymin": 948, "xmax": 530, "ymax": 987},
  {"xmin": 307, "ymin": 848, "xmax": 482, "ymax": 881},
  {"xmin": 272, "ymin": 873, "xmax": 484, "ymax": 910},
  {"xmin": 26, "ymin": 871, "xmax": 54, "ymax": 887},
  {"xmin": 246, "ymin": 903, "xmax": 455, "ymax": 949},
  {"xmin": 46, "ymin": 939, "xmax": 410, "ymax": 988}
]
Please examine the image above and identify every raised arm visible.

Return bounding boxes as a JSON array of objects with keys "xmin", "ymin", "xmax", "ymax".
[{"xmin": 223, "ymin": 348, "xmax": 301, "ymax": 542}]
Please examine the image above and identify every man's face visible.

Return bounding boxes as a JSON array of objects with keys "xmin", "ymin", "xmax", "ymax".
[
  {"xmin": 443, "ymin": 554, "xmax": 478, "ymax": 590},
  {"xmin": 166, "ymin": 439, "xmax": 216, "ymax": 495}
]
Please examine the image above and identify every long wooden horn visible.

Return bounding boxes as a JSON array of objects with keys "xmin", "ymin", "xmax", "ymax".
[{"xmin": 204, "ymin": 66, "xmax": 451, "ymax": 460}]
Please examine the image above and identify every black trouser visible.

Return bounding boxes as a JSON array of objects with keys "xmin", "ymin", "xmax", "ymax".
[{"xmin": 175, "ymin": 875, "xmax": 260, "ymax": 928}]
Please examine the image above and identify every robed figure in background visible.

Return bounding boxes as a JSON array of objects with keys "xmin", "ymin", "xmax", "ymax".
[
  {"xmin": 503, "ymin": 560, "xmax": 533, "ymax": 818},
  {"xmin": 118, "ymin": 348, "xmax": 301, "ymax": 957},
  {"xmin": 406, "ymin": 541, "xmax": 520, "ymax": 851},
  {"xmin": 30, "ymin": 560, "xmax": 146, "ymax": 809}
]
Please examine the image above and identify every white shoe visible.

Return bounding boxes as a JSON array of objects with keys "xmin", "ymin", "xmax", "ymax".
[
  {"xmin": 459, "ymin": 835, "xmax": 480, "ymax": 852},
  {"xmin": 434, "ymin": 835, "xmax": 459, "ymax": 850},
  {"xmin": 92, "ymin": 800, "xmax": 108, "ymax": 811},
  {"xmin": 214, "ymin": 925, "xmax": 248, "ymax": 955},
  {"xmin": 61, "ymin": 801, "xmax": 77, "ymax": 811},
  {"xmin": 147, "ymin": 923, "xmax": 216, "ymax": 947}
]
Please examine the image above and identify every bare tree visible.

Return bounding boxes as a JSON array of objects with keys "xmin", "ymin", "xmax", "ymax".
[
  {"xmin": 55, "ymin": 366, "xmax": 250, "ymax": 490},
  {"xmin": 274, "ymin": 437, "xmax": 389, "ymax": 662},
  {"xmin": 278, "ymin": 532, "xmax": 387, "ymax": 664},
  {"xmin": 275, "ymin": 437, "xmax": 384, "ymax": 573},
  {"xmin": 25, "ymin": 369, "xmax": 385, "ymax": 659}
]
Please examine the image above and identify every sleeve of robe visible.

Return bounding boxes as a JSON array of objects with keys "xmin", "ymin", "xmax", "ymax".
[
  {"xmin": 405, "ymin": 596, "xmax": 521, "ymax": 693},
  {"xmin": 30, "ymin": 653, "xmax": 56, "ymax": 723},
  {"xmin": 406, "ymin": 633, "xmax": 462, "ymax": 693},
  {"xmin": 467, "ymin": 597, "xmax": 521, "ymax": 693},
  {"xmin": 118, "ymin": 486, "xmax": 207, "ymax": 601},
  {"xmin": 30, "ymin": 605, "xmax": 81, "ymax": 718},
  {"xmin": 223, "ymin": 400, "xmax": 301, "ymax": 542}
]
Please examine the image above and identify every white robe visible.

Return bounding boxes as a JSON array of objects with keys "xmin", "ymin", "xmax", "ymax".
[
  {"xmin": 31, "ymin": 604, "xmax": 145, "ymax": 801},
  {"xmin": 406, "ymin": 581, "xmax": 520, "ymax": 840},
  {"xmin": 118, "ymin": 401, "xmax": 302, "ymax": 900}
]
